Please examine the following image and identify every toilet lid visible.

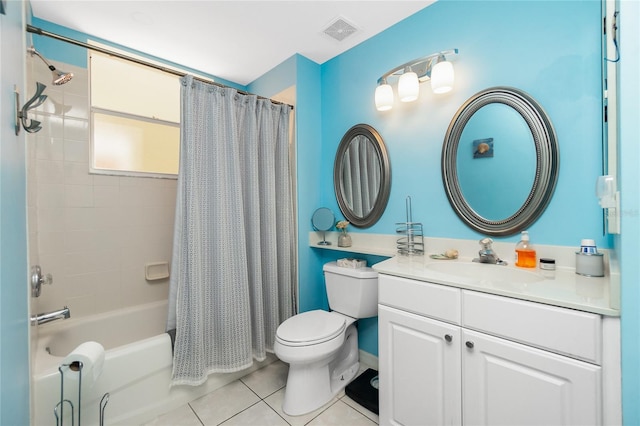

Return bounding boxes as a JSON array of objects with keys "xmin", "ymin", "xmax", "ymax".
[{"xmin": 277, "ymin": 310, "xmax": 346, "ymax": 345}]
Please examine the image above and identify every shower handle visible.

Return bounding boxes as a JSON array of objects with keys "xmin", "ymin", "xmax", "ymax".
[{"xmin": 31, "ymin": 265, "xmax": 53, "ymax": 297}]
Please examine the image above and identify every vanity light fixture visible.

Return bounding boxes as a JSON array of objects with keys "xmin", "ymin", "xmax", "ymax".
[{"xmin": 375, "ymin": 49, "xmax": 458, "ymax": 111}]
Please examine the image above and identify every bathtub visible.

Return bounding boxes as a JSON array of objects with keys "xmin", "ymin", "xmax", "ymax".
[{"xmin": 32, "ymin": 300, "xmax": 276, "ymax": 425}]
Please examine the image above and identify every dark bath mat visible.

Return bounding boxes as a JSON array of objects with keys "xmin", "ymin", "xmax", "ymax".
[{"xmin": 345, "ymin": 368, "xmax": 379, "ymax": 415}]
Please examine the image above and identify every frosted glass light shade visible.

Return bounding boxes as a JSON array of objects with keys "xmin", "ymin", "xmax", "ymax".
[
  {"xmin": 375, "ymin": 83, "xmax": 394, "ymax": 111},
  {"xmin": 398, "ymin": 71, "xmax": 419, "ymax": 102},
  {"xmin": 430, "ymin": 60, "xmax": 455, "ymax": 94}
]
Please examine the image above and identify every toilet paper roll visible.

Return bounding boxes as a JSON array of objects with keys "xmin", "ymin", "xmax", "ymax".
[{"xmin": 62, "ymin": 341, "xmax": 105, "ymax": 386}]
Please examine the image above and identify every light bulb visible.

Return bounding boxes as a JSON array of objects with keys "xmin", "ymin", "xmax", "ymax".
[
  {"xmin": 430, "ymin": 60, "xmax": 454, "ymax": 94},
  {"xmin": 398, "ymin": 71, "xmax": 419, "ymax": 102},
  {"xmin": 375, "ymin": 83, "xmax": 394, "ymax": 111}
]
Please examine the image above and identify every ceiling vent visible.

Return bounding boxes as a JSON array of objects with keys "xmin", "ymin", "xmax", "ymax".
[{"xmin": 322, "ymin": 17, "xmax": 358, "ymax": 42}]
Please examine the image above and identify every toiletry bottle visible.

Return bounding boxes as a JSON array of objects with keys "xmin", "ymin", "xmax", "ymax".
[{"xmin": 515, "ymin": 231, "xmax": 536, "ymax": 268}]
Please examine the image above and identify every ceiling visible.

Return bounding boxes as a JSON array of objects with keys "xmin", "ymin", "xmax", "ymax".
[{"xmin": 29, "ymin": 1, "xmax": 435, "ymax": 86}]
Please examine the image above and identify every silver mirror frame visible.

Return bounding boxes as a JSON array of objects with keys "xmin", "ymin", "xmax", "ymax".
[
  {"xmin": 334, "ymin": 124, "xmax": 391, "ymax": 228},
  {"xmin": 442, "ymin": 87, "xmax": 559, "ymax": 236}
]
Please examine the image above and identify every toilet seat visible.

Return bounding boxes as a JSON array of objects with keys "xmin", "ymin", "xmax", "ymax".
[{"xmin": 276, "ymin": 310, "xmax": 346, "ymax": 347}]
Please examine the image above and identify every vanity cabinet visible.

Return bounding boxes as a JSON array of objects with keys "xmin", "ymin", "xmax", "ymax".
[{"xmin": 379, "ymin": 274, "xmax": 613, "ymax": 426}]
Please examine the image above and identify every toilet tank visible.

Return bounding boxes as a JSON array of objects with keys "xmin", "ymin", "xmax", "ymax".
[{"xmin": 323, "ymin": 261, "xmax": 378, "ymax": 318}]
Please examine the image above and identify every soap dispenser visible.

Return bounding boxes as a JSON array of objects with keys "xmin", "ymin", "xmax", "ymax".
[{"xmin": 515, "ymin": 231, "xmax": 536, "ymax": 268}]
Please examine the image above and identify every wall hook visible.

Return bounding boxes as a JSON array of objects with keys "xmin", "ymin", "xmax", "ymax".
[{"xmin": 15, "ymin": 81, "xmax": 48, "ymax": 135}]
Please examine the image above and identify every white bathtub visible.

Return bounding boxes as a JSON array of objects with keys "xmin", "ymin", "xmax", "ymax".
[{"xmin": 32, "ymin": 300, "xmax": 275, "ymax": 425}]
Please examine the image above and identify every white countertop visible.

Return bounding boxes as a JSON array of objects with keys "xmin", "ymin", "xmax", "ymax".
[
  {"xmin": 310, "ymin": 232, "xmax": 620, "ymax": 316},
  {"xmin": 372, "ymin": 255, "xmax": 619, "ymax": 317}
]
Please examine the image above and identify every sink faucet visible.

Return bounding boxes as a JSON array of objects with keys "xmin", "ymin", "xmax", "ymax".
[
  {"xmin": 31, "ymin": 306, "xmax": 70, "ymax": 326},
  {"xmin": 473, "ymin": 238, "xmax": 507, "ymax": 265}
]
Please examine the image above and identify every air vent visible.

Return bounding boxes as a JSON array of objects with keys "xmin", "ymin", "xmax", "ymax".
[{"xmin": 323, "ymin": 17, "xmax": 358, "ymax": 42}]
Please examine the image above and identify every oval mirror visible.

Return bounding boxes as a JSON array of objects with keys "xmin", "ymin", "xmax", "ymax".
[
  {"xmin": 442, "ymin": 87, "xmax": 559, "ymax": 236},
  {"xmin": 334, "ymin": 124, "xmax": 391, "ymax": 228}
]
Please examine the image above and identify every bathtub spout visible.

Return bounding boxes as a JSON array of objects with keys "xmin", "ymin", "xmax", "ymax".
[{"xmin": 31, "ymin": 306, "xmax": 70, "ymax": 326}]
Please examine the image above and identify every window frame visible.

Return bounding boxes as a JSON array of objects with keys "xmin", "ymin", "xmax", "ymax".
[{"xmin": 88, "ymin": 42, "xmax": 185, "ymax": 179}]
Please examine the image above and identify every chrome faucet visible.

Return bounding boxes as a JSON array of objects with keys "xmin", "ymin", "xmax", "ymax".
[
  {"xmin": 473, "ymin": 238, "xmax": 507, "ymax": 265},
  {"xmin": 31, "ymin": 306, "xmax": 70, "ymax": 326}
]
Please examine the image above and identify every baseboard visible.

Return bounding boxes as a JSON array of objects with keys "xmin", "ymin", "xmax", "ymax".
[{"xmin": 359, "ymin": 350, "xmax": 378, "ymax": 370}]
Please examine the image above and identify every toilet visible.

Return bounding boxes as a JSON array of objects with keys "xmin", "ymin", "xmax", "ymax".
[{"xmin": 274, "ymin": 261, "xmax": 378, "ymax": 416}]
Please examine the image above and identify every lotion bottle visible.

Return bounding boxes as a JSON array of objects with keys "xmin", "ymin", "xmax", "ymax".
[{"xmin": 515, "ymin": 231, "xmax": 536, "ymax": 268}]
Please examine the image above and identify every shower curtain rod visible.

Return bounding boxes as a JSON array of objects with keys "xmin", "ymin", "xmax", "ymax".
[{"xmin": 26, "ymin": 24, "xmax": 293, "ymax": 109}]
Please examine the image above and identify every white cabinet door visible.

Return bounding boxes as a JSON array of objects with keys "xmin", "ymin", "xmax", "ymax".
[
  {"xmin": 462, "ymin": 329, "xmax": 602, "ymax": 426},
  {"xmin": 379, "ymin": 305, "xmax": 462, "ymax": 426}
]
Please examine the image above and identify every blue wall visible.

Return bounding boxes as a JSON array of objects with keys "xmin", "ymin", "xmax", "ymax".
[
  {"xmin": 320, "ymin": 0, "xmax": 606, "ymax": 248},
  {"xmin": 0, "ymin": 1, "xmax": 30, "ymax": 424}
]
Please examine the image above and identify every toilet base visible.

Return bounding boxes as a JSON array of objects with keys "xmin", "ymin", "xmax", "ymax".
[{"xmin": 282, "ymin": 324, "xmax": 359, "ymax": 416}]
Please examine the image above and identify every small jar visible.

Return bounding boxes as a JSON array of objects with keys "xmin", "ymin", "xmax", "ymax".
[
  {"xmin": 539, "ymin": 258, "xmax": 556, "ymax": 271},
  {"xmin": 539, "ymin": 258, "xmax": 556, "ymax": 279}
]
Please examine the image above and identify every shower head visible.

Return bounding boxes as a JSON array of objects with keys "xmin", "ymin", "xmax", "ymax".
[{"xmin": 28, "ymin": 46, "xmax": 74, "ymax": 85}]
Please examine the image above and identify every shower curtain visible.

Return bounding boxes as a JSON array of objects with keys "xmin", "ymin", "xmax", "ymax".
[{"xmin": 167, "ymin": 76, "xmax": 296, "ymax": 386}]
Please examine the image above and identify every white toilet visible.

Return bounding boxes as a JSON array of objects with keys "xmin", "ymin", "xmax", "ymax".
[{"xmin": 274, "ymin": 261, "xmax": 378, "ymax": 416}]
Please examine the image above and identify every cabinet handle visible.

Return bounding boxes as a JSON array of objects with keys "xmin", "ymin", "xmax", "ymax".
[
  {"xmin": 444, "ymin": 334, "xmax": 453, "ymax": 343},
  {"xmin": 465, "ymin": 341, "xmax": 475, "ymax": 349}
]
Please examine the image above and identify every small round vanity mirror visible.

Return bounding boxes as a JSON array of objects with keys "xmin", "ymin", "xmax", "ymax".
[
  {"xmin": 334, "ymin": 124, "xmax": 391, "ymax": 228},
  {"xmin": 311, "ymin": 207, "xmax": 335, "ymax": 245},
  {"xmin": 441, "ymin": 87, "xmax": 559, "ymax": 236}
]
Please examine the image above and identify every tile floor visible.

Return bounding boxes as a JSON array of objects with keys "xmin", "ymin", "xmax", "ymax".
[{"xmin": 144, "ymin": 360, "xmax": 379, "ymax": 426}]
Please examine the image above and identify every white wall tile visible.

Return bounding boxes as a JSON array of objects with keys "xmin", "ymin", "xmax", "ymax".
[
  {"xmin": 39, "ymin": 231, "xmax": 65, "ymax": 255},
  {"xmin": 93, "ymin": 207, "xmax": 121, "ymax": 229},
  {"xmin": 63, "ymin": 93, "xmax": 89, "ymax": 119},
  {"xmin": 64, "ymin": 139, "xmax": 89, "ymax": 163},
  {"xmin": 30, "ymin": 59, "xmax": 177, "ymax": 320},
  {"xmin": 65, "ymin": 184, "xmax": 93, "ymax": 207},
  {"xmin": 64, "ymin": 162, "xmax": 93, "ymax": 185},
  {"xmin": 93, "ymin": 174, "xmax": 119, "ymax": 186},
  {"xmin": 65, "ymin": 294, "xmax": 97, "ymax": 319},
  {"xmin": 37, "ymin": 184, "xmax": 65, "ymax": 208},
  {"xmin": 38, "ymin": 208, "xmax": 66, "ymax": 232},
  {"xmin": 63, "ymin": 117, "xmax": 89, "ymax": 142},
  {"xmin": 120, "ymin": 267, "xmax": 169, "ymax": 307},
  {"xmin": 63, "ymin": 230, "xmax": 95, "ymax": 252},
  {"xmin": 37, "ymin": 160, "xmax": 64, "ymax": 185},
  {"xmin": 93, "ymin": 185, "xmax": 119, "ymax": 207},
  {"xmin": 64, "ymin": 207, "xmax": 96, "ymax": 230},
  {"xmin": 36, "ymin": 137, "xmax": 64, "ymax": 161}
]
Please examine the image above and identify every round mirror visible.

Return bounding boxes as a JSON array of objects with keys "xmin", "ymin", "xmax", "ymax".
[
  {"xmin": 311, "ymin": 207, "xmax": 335, "ymax": 245},
  {"xmin": 334, "ymin": 124, "xmax": 391, "ymax": 228},
  {"xmin": 442, "ymin": 87, "xmax": 559, "ymax": 236}
]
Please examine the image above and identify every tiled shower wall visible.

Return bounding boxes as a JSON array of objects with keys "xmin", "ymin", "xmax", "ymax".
[{"xmin": 27, "ymin": 56, "xmax": 176, "ymax": 319}]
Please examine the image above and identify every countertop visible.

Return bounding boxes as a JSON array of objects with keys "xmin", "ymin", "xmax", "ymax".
[{"xmin": 373, "ymin": 255, "xmax": 619, "ymax": 317}]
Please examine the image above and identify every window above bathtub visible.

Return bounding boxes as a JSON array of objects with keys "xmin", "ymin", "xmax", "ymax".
[{"xmin": 89, "ymin": 42, "xmax": 181, "ymax": 178}]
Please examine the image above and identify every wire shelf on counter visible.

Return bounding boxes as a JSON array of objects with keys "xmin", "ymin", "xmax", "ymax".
[{"xmin": 396, "ymin": 196, "xmax": 424, "ymax": 255}]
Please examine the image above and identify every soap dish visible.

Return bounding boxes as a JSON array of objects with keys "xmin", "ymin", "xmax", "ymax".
[{"xmin": 145, "ymin": 261, "xmax": 170, "ymax": 281}]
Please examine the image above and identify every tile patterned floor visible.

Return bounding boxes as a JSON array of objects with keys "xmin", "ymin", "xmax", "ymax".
[{"xmin": 143, "ymin": 360, "xmax": 379, "ymax": 426}]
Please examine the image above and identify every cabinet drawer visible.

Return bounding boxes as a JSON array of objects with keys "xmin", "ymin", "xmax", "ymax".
[
  {"xmin": 379, "ymin": 274, "xmax": 461, "ymax": 324},
  {"xmin": 462, "ymin": 290, "xmax": 602, "ymax": 364}
]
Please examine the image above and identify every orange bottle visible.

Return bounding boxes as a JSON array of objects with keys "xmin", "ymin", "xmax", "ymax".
[{"xmin": 515, "ymin": 231, "xmax": 536, "ymax": 268}]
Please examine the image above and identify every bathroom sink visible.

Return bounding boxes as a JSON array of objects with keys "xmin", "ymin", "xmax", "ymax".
[{"xmin": 424, "ymin": 261, "xmax": 542, "ymax": 285}]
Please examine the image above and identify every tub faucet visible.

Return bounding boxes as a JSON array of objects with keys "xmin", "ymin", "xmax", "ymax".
[
  {"xmin": 31, "ymin": 306, "xmax": 70, "ymax": 326},
  {"xmin": 473, "ymin": 238, "xmax": 507, "ymax": 265}
]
